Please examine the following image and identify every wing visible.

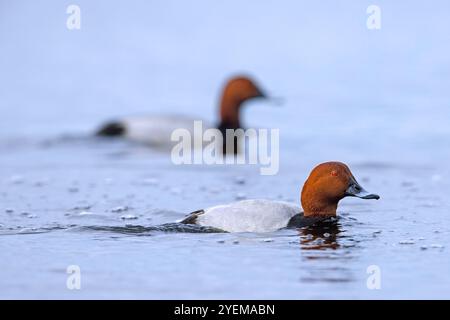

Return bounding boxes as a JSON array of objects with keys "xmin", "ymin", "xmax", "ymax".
[{"xmin": 179, "ymin": 209, "xmax": 205, "ymax": 224}]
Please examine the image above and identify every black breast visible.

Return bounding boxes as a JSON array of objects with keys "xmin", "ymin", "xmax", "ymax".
[
  {"xmin": 216, "ymin": 121, "xmax": 240, "ymax": 154},
  {"xmin": 287, "ymin": 213, "xmax": 332, "ymax": 228},
  {"xmin": 96, "ymin": 122, "xmax": 125, "ymax": 136}
]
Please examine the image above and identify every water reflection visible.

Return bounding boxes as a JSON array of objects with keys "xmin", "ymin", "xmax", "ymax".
[
  {"xmin": 297, "ymin": 218, "xmax": 356, "ymax": 284},
  {"xmin": 299, "ymin": 219, "xmax": 342, "ymax": 251}
]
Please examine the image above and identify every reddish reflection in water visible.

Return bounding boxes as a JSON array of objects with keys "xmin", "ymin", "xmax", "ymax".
[{"xmin": 299, "ymin": 220, "xmax": 342, "ymax": 251}]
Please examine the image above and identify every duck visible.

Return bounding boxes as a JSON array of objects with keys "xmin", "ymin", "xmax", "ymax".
[
  {"xmin": 179, "ymin": 162, "xmax": 380, "ymax": 232},
  {"xmin": 96, "ymin": 75, "xmax": 267, "ymax": 154}
]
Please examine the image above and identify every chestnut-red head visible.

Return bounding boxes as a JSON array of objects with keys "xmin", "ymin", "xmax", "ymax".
[
  {"xmin": 219, "ymin": 76, "xmax": 266, "ymax": 127},
  {"xmin": 301, "ymin": 162, "xmax": 379, "ymax": 217}
]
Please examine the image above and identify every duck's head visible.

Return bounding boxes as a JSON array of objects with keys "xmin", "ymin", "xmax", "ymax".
[
  {"xmin": 219, "ymin": 76, "xmax": 266, "ymax": 128},
  {"xmin": 301, "ymin": 162, "xmax": 380, "ymax": 217}
]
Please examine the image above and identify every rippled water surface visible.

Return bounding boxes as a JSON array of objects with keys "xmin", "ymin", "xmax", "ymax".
[{"xmin": 1, "ymin": 1, "xmax": 450, "ymax": 299}]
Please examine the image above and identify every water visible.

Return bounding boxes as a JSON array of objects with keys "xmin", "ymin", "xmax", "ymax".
[{"xmin": 1, "ymin": 0, "xmax": 450, "ymax": 299}]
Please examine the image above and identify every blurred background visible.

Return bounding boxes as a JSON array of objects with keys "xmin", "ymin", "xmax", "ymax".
[
  {"xmin": 1, "ymin": 0, "xmax": 450, "ymax": 162},
  {"xmin": 1, "ymin": 0, "xmax": 450, "ymax": 299}
]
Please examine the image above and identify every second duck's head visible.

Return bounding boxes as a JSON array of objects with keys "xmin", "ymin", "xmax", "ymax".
[
  {"xmin": 301, "ymin": 162, "xmax": 380, "ymax": 217},
  {"xmin": 219, "ymin": 75, "xmax": 266, "ymax": 129}
]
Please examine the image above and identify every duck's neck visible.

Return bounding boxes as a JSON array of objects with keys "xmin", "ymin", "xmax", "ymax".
[
  {"xmin": 301, "ymin": 189, "xmax": 339, "ymax": 217},
  {"xmin": 219, "ymin": 95, "xmax": 242, "ymax": 129}
]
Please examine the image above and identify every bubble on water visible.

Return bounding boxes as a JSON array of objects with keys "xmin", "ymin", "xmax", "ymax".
[
  {"xmin": 232, "ymin": 240, "xmax": 240, "ymax": 244},
  {"xmin": 420, "ymin": 245, "xmax": 428, "ymax": 250},
  {"xmin": 5, "ymin": 208, "xmax": 14, "ymax": 213},
  {"xmin": 68, "ymin": 187, "xmax": 79, "ymax": 193},
  {"xmin": 399, "ymin": 240, "xmax": 415, "ymax": 245},
  {"xmin": 418, "ymin": 237, "xmax": 426, "ymax": 240},
  {"xmin": 323, "ymin": 233, "xmax": 331, "ymax": 238},
  {"xmin": 430, "ymin": 244, "xmax": 444, "ymax": 249},
  {"xmin": 111, "ymin": 206, "xmax": 129, "ymax": 213},
  {"xmin": 305, "ymin": 234, "xmax": 314, "ymax": 240},
  {"xmin": 234, "ymin": 176, "xmax": 246, "ymax": 185},
  {"xmin": 373, "ymin": 230, "xmax": 382, "ymax": 234},
  {"xmin": 121, "ymin": 214, "xmax": 138, "ymax": 220},
  {"xmin": 262, "ymin": 238, "xmax": 274, "ymax": 243},
  {"xmin": 217, "ymin": 240, "xmax": 225, "ymax": 244},
  {"xmin": 235, "ymin": 193, "xmax": 246, "ymax": 200}
]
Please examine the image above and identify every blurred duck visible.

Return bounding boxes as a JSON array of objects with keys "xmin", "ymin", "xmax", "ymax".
[
  {"xmin": 179, "ymin": 162, "xmax": 380, "ymax": 232},
  {"xmin": 96, "ymin": 76, "xmax": 267, "ymax": 153}
]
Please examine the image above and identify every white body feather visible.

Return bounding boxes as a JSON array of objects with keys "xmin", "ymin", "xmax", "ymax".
[
  {"xmin": 195, "ymin": 199, "xmax": 300, "ymax": 233},
  {"xmin": 121, "ymin": 115, "xmax": 213, "ymax": 147}
]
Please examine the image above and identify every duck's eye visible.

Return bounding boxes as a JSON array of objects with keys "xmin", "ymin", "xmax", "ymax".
[{"xmin": 331, "ymin": 170, "xmax": 338, "ymax": 177}]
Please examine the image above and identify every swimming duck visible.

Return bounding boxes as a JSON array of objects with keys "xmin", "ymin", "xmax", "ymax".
[
  {"xmin": 96, "ymin": 76, "xmax": 267, "ymax": 153},
  {"xmin": 179, "ymin": 162, "xmax": 380, "ymax": 232}
]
